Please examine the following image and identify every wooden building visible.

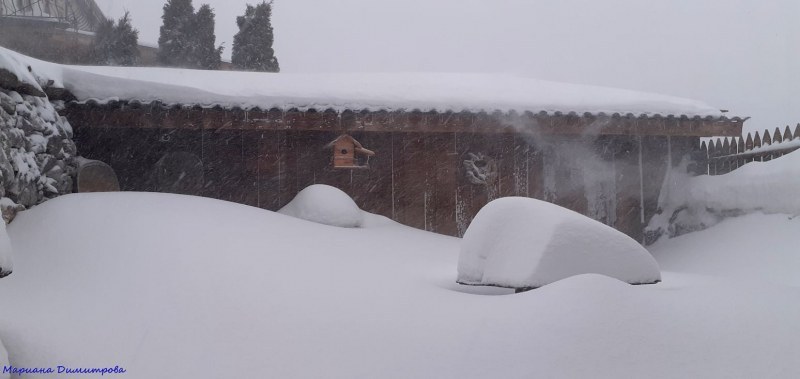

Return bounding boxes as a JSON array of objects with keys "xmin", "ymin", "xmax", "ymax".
[
  {"xmin": 62, "ymin": 101, "xmax": 743, "ymax": 242},
  {"xmin": 0, "ymin": 54, "xmax": 741, "ymax": 241}
]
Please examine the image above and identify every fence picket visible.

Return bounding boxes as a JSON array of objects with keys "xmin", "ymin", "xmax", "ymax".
[
  {"xmin": 722, "ymin": 138, "xmax": 732, "ymax": 173},
  {"xmin": 736, "ymin": 137, "xmax": 745, "ymax": 168},
  {"xmin": 745, "ymin": 133, "xmax": 754, "ymax": 151},
  {"xmin": 773, "ymin": 128, "xmax": 783, "ymax": 144},
  {"xmin": 753, "ymin": 132, "xmax": 762, "ymax": 153},
  {"xmin": 700, "ymin": 140, "xmax": 709, "ymax": 175}
]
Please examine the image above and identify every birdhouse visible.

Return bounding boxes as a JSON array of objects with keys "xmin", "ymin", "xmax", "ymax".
[{"xmin": 326, "ymin": 134, "xmax": 375, "ymax": 169}]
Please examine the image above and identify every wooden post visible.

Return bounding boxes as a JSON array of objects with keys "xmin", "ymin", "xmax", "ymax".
[
  {"xmin": 784, "ymin": 126, "xmax": 793, "ymax": 142},
  {"xmin": 794, "ymin": 124, "xmax": 800, "ymax": 141}
]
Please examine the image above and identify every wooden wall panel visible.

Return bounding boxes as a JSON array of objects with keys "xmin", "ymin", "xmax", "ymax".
[
  {"xmin": 73, "ymin": 121, "xmax": 666, "ymax": 242},
  {"xmin": 526, "ymin": 138, "xmax": 544, "ymax": 200},
  {"xmin": 73, "ymin": 127, "xmax": 161, "ymax": 191},
  {"xmin": 613, "ymin": 136, "xmax": 644, "ymax": 242},
  {"xmin": 256, "ymin": 130, "xmax": 285, "ymax": 210},
  {"xmin": 496, "ymin": 134, "xmax": 517, "ymax": 199},
  {"xmin": 202, "ymin": 128, "xmax": 246, "ymax": 203},
  {"xmin": 284, "ymin": 131, "xmax": 318, "ymax": 200},
  {"xmin": 392, "ymin": 133, "xmax": 427, "ymax": 230},
  {"xmin": 454, "ymin": 133, "xmax": 495, "ymax": 236},
  {"xmin": 640, "ymin": 136, "xmax": 669, "ymax": 225},
  {"xmin": 423, "ymin": 133, "xmax": 458, "ymax": 235},
  {"xmin": 345, "ymin": 132, "xmax": 394, "ymax": 219},
  {"xmin": 550, "ymin": 137, "xmax": 588, "ymax": 215},
  {"xmin": 239, "ymin": 130, "xmax": 260, "ymax": 207}
]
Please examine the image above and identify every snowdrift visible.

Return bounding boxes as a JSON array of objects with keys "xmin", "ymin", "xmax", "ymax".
[
  {"xmin": 647, "ymin": 150, "xmax": 800, "ymax": 239},
  {"xmin": 457, "ymin": 197, "xmax": 661, "ymax": 289},
  {"xmin": 0, "ymin": 193, "xmax": 799, "ymax": 378},
  {"xmin": 278, "ymin": 184, "xmax": 363, "ymax": 228}
]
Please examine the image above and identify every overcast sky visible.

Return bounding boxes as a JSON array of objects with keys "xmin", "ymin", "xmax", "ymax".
[{"xmin": 94, "ymin": 0, "xmax": 800, "ymax": 133}]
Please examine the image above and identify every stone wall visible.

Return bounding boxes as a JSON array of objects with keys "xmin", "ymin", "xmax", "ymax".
[{"xmin": 0, "ymin": 87, "xmax": 77, "ymax": 222}]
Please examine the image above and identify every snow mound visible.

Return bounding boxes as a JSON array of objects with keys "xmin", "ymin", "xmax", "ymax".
[
  {"xmin": 0, "ymin": 221, "xmax": 12, "ymax": 278},
  {"xmin": 647, "ymin": 151, "xmax": 800, "ymax": 240},
  {"xmin": 457, "ymin": 197, "xmax": 661, "ymax": 289},
  {"xmin": 278, "ymin": 184, "xmax": 363, "ymax": 228}
]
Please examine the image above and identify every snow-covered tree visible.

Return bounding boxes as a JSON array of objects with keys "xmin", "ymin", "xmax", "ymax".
[
  {"xmin": 189, "ymin": 4, "xmax": 223, "ymax": 70},
  {"xmin": 158, "ymin": 0, "xmax": 195, "ymax": 67},
  {"xmin": 231, "ymin": 2, "xmax": 280, "ymax": 72},
  {"xmin": 91, "ymin": 12, "xmax": 140, "ymax": 66},
  {"xmin": 158, "ymin": 0, "xmax": 223, "ymax": 69}
]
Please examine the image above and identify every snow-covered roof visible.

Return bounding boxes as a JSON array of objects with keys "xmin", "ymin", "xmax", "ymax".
[{"xmin": 1, "ymin": 46, "xmax": 731, "ymax": 119}]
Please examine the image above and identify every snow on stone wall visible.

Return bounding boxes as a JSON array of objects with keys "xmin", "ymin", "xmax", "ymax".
[{"xmin": 0, "ymin": 88, "xmax": 77, "ymax": 222}]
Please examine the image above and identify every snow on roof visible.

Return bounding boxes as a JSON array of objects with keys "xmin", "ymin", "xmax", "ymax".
[{"xmin": 1, "ymin": 46, "xmax": 725, "ymax": 118}]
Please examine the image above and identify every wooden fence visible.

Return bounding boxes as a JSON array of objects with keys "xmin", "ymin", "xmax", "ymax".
[{"xmin": 701, "ymin": 124, "xmax": 800, "ymax": 175}]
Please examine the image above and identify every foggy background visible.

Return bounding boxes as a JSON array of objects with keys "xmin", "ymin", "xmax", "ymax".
[{"xmin": 94, "ymin": 0, "xmax": 800, "ymax": 134}]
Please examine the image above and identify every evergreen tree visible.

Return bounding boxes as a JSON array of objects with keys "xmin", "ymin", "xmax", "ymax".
[
  {"xmin": 158, "ymin": 0, "xmax": 223, "ymax": 69},
  {"xmin": 91, "ymin": 18, "xmax": 115, "ymax": 63},
  {"xmin": 91, "ymin": 12, "xmax": 140, "ymax": 66},
  {"xmin": 190, "ymin": 5, "xmax": 223, "ymax": 70},
  {"xmin": 157, "ymin": 0, "xmax": 195, "ymax": 67},
  {"xmin": 231, "ymin": 2, "xmax": 280, "ymax": 72}
]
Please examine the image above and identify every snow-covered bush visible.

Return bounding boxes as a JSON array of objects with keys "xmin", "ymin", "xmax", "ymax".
[
  {"xmin": 646, "ymin": 152, "xmax": 800, "ymax": 242},
  {"xmin": 0, "ymin": 220, "xmax": 11, "ymax": 278},
  {"xmin": 278, "ymin": 184, "xmax": 363, "ymax": 228},
  {"xmin": 457, "ymin": 197, "xmax": 661, "ymax": 290}
]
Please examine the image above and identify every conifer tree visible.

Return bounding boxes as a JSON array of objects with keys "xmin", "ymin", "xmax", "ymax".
[
  {"xmin": 157, "ymin": 0, "xmax": 195, "ymax": 67},
  {"xmin": 158, "ymin": 0, "xmax": 223, "ymax": 69},
  {"xmin": 91, "ymin": 12, "xmax": 140, "ymax": 66},
  {"xmin": 190, "ymin": 4, "xmax": 223, "ymax": 70},
  {"xmin": 231, "ymin": 2, "xmax": 280, "ymax": 72}
]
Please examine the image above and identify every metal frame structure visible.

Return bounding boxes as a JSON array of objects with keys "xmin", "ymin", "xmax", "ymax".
[{"xmin": 0, "ymin": 0, "xmax": 105, "ymax": 32}]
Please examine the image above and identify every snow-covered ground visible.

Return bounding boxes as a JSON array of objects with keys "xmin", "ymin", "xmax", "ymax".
[{"xmin": 0, "ymin": 192, "xmax": 798, "ymax": 378}]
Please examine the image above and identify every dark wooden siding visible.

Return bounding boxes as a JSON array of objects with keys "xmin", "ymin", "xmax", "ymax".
[{"xmin": 68, "ymin": 105, "xmax": 713, "ymax": 241}]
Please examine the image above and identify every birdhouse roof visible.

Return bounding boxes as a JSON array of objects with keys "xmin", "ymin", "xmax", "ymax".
[{"xmin": 325, "ymin": 134, "xmax": 375, "ymax": 156}]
